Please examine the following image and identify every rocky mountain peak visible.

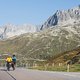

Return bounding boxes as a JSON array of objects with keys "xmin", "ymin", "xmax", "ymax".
[{"xmin": 41, "ymin": 5, "xmax": 80, "ymax": 30}]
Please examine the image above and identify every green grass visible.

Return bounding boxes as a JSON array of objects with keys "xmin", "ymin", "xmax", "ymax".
[
  {"xmin": 69, "ymin": 64, "xmax": 80, "ymax": 72},
  {"xmin": 31, "ymin": 64, "xmax": 80, "ymax": 72}
]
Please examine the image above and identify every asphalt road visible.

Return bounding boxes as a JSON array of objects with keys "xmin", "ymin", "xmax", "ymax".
[
  {"xmin": 0, "ymin": 67, "xmax": 80, "ymax": 80},
  {"xmin": 0, "ymin": 69, "xmax": 14, "ymax": 80}
]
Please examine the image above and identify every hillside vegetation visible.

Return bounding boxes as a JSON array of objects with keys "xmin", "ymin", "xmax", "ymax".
[{"xmin": 0, "ymin": 24, "xmax": 80, "ymax": 65}]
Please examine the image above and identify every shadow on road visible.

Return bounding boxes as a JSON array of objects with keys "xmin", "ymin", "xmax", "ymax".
[
  {"xmin": 0, "ymin": 69, "xmax": 7, "ymax": 71},
  {"xmin": 0, "ymin": 69, "xmax": 14, "ymax": 71}
]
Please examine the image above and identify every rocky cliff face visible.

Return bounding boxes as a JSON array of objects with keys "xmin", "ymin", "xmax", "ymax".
[{"xmin": 41, "ymin": 5, "xmax": 80, "ymax": 29}]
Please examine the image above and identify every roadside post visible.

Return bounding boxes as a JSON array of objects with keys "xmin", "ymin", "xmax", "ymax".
[{"xmin": 67, "ymin": 64, "xmax": 70, "ymax": 72}]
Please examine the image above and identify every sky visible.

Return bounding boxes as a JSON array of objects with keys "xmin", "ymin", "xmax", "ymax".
[{"xmin": 0, "ymin": 0, "xmax": 80, "ymax": 26}]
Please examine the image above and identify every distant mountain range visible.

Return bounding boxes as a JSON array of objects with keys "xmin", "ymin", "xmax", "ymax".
[
  {"xmin": 0, "ymin": 23, "xmax": 37, "ymax": 39},
  {"xmin": 0, "ymin": 5, "xmax": 80, "ymax": 40}
]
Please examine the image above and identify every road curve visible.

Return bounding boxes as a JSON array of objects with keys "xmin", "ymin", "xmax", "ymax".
[{"xmin": 0, "ymin": 67, "xmax": 80, "ymax": 80}]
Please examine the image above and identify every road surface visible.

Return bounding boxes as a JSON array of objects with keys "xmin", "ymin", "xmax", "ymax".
[{"xmin": 0, "ymin": 67, "xmax": 80, "ymax": 80}]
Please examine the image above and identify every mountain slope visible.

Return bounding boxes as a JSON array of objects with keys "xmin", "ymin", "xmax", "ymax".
[
  {"xmin": 0, "ymin": 21, "xmax": 80, "ymax": 60},
  {"xmin": 0, "ymin": 5, "xmax": 80, "ymax": 63}
]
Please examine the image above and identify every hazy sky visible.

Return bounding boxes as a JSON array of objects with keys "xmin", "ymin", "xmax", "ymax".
[{"xmin": 0, "ymin": 0, "xmax": 80, "ymax": 25}]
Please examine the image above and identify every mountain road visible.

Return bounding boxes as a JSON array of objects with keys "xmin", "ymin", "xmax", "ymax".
[{"xmin": 0, "ymin": 67, "xmax": 80, "ymax": 80}]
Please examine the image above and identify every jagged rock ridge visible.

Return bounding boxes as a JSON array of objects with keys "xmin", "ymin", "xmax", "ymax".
[{"xmin": 41, "ymin": 5, "xmax": 80, "ymax": 29}]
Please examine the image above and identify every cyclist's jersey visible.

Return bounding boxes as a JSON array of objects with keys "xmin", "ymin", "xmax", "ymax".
[
  {"xmin": 12, "ymin": 56, "xmax": 16, "ymax": 62},
  {"xmin": 6, "ymin": 57, "xmax": 12, "ymax": 63}
]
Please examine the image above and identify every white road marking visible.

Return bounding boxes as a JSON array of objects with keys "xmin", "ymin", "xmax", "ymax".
[{"xmin": 63, "ymin": 73, "xmax": 80, "ymax": 78}]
